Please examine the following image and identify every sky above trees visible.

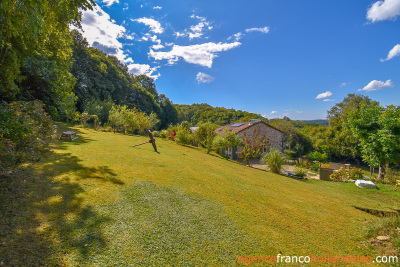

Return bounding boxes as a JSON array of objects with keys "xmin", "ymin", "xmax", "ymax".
[{"xmin": 76, "ymin": 0, "xmax": 400, "ymax": 120}]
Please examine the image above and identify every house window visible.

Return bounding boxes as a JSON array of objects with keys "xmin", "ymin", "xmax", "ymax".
[{"xmin": 227, "ymin": 147, "xmax": 233, "ymax": 158}]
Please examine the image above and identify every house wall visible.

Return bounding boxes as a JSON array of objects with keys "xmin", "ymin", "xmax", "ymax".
[{"xmin": 236, "ymin": 123, "xmax": 284, "ymax": 156}]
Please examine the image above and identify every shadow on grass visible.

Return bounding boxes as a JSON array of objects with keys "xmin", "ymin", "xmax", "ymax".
[{"xmin": 0, "ymin": 150, "xmax": 122, "ymax": 265}]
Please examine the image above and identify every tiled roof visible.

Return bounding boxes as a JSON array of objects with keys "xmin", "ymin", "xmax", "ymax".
[{"xmin": 215, "ymin": 121, "xmax": 285, "ymax": 135}]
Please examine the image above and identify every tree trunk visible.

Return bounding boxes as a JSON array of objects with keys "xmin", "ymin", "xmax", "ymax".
[{"xmin": 378, "ymin": 164, "xmax": 385, "ymax": 179}]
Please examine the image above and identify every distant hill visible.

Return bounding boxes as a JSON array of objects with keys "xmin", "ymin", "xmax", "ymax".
[{"xmin": 297, "ymin": 119, "xmax": 329, "ymax": 126}]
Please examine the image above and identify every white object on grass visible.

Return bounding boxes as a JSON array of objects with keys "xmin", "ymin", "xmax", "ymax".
[{"xmin": 355, "ymin": 180, "xmax": 376, "ymax": 189}]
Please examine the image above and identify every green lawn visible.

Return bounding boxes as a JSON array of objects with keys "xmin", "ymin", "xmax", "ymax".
[{"xmin": 1, "ymin": 125, "xmax": 399, "ymax": 266}]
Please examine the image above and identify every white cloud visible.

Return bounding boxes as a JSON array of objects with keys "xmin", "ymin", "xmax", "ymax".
[
  {"xmin": 125, "ymin": 34, "xmax": 135, "ymax": 40},
  {"xmin": 196, "ymin": 72, "xmax": 215, "ymax": 83},
  {"xmin": 340, "ymin": 82, "xmax": 348, "ymax": 87},
  {"xmin": 153, "ymin": 6, "xmax": 162, "ymax": 10},
  {"xmin": 245, "ymin": 27, "xmax": 270, "ymax": 34},
  {"xmin": 102, "ymin": 0, "xmax": 119, "ymax": 6},
  {"xmin": 133, "ymin": 17, "xmax": 164, "ymax": 34},
  {"xmin": 127, "ymin": 64, "xmax": 160, "ymax": 80},
  {"xmin": 228, "ymin": 32, "xmax": 244, "ymax": 41},
  {"xmin": 175, "ymin": 32, "xmax": 185, "ymax": 37},
  {"xmin": 380, "ymin": 44, "xmax": 400, "ymax": 62},
  {"xmin": 77, "ymin": 6, "xmax": 133, "ymax": 63},
  {"xmin": 149, "ymin": 42, "xmax": 241, "ymax": 68},
  {"xmin": 228, "ymin": 26, "xmax": 269, "ymax": 42},
  {"xmin": 77, "ymin": 7, "xmax": 160, "ymax": 80},
  {"xmin": 315, "ymin": 91, "xmax": 333, "ymax": 99},
  {"xmin": 175, "ymin": 14, "xmax": 213, "ymax": 40},
  {"xmin": 261, "ymin": 114, "xmax": 268, "ymax": 118},
  {"xmin": 358, "ymin": 79, "xmax": 394, "ymax": 91},
  {"xmin": 151, "ymin": 44, "xmax": 165, "ymax": 50},
  {"xmin": 367, "ymin": 0, "xmax": 400, "ymax": 22},
  {"xmin": 271, "ymin": 111, "xmax": 278, "ymax": 115},
  {"xmin": 296, "ymin": 110, "xmax": 303, "ymax": 114},
  {"xmin": 323, "ymin": 99, "xmax": 335, "ymax": 102}
]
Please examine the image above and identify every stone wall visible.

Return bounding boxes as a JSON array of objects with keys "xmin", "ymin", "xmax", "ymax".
[
  {"xmin": 236, "ymin": 122, "xmax": 284, "ymax": 156},
  {"xmin": 329, "ymin": 162, "xmax": 351, "ymax": 170}
]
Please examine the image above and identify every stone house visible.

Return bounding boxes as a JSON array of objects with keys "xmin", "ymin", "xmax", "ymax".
[{"xmin": 215, "ymin": 119, "xmax": 285, "ymax": 159}]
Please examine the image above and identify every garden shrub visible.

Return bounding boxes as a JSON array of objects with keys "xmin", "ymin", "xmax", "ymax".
[
  {"xmin": 311, "ymin": 163, "xmax": 320, "ymax": 172},
  {"xmin": 284, "ymin": 149, "xmax": 296, "ymax": 160},
  {"xmin": 294, "ymin": 167, "xmax": 308, "ymax": 177},
  {"xmin": 385, "ymin": 168, "xmax": 400, "ymax": 186},
  {"xmin": 330, "ymin": 167, "xmax": 363, "ymax": 182},
  {"xmin": 260, "ymin": 147, "xmax": 286, "ymax": 174},
  {"xmin": 175, "ymin": 127, "xmax": 194, "ymax": 145},
  {"xmin": 0, "ymin": 101, "xmax": 54, "ymax": 171},
  {"xmin": 166, "ymin": 125, "xmax": 178, "ymax": 135},
  {"xmin": 152, "ymin": 131, "xmax": 160, "ymax": 137},
  {"xmin": 306, "ymin": 151, "xmax": 328, "ymax": 163},
  {"xmin": 295, "ymin": 158, "xmax": 312, "ymax": 169},
  {"xmin": 194, "ymin": 122, "xmax": 217, "ymax": 153},
  {"xmin": 159, "ymin": 130, "xmax": 168, "ymax": 139},
  {"xmin": 80, "ymin": 112, "xmax": 90, "ymax": 127},
  {"xmin": 212, "ymin": 129, "xmax": 242, "ymax": 158}
]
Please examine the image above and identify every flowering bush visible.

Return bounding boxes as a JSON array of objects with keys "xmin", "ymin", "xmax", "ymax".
[
  {"xmin": 330, "ymin": 167, "xmax": 363, "ymax": 182},
  {"xmin": 168, "ymin": 132, "xmax": 176, "ymax": 140},
  {"xmin": 240, "ymin": 129, "xmax": 269, "ymax": 165},
  {"xmin": 0, "ymin": 101, "xmax": 55, "ymax": 171}
]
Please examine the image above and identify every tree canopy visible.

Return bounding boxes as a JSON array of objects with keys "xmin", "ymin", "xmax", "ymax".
[{"xmin": 347, "ymin": 103, "xmax": 400, "ymax": 179}]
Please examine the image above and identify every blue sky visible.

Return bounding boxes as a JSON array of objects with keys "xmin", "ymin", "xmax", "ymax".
[{"xmin": 78, "ymin": 0, "xmax": 400, "ymax": 120}]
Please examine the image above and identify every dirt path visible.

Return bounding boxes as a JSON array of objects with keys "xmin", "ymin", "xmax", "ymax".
[{"xmin": 246, "ymin": 159, "xmax": 320, "ymax": 179}]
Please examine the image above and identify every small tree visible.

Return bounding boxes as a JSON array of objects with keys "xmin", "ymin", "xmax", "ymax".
[
  {"xmin": 194, "ymin": 122, "xmax": 218, "ymax": 153},
  {"xmin": 80, "ymin": 112, "xmax": 90, "ymax": 127},
  {"xmin": 148, "ymin": 112, "xmax": 160, "ymax": 130},
  {"xmin": 109, "ymin": 105, "xmax": 125, "ymax": 133},
  {"xmin": 239, "ymin": 129, "xmax": 270, "ymax": 165},
  {"xmin": 90, "ymin": 115, "xmax": 99, "ymax": 129},
  {"xmin": 212, "ymin": 128, "xmax": 243, "ymax": 158}
]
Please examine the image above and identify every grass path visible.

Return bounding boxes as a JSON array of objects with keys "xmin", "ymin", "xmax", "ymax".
[{"xmin": 1, "ymin": 125, "xmax": 399, "ymax": 266}]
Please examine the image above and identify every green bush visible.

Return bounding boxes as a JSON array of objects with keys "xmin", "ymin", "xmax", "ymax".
[
  {"xmin": 284, "ymin": 149, "xmax": 296, "ymax": 160},
  {"xmin": 152, "ymin": 131, "xmax": 160, "ymax": 137},
  {"xmin": 385, "ymin": 168, "xmax": 400, "ymax": 186},
  {"xmin": 166, "ymin": 125, "xmax": 178, "ymax": 135},
  {"xmin": 311, "ymin": 163, "xmax": 320, "ymax": 172},
  {"xmin": 330, "ymin": 167, "xmax": 363, "ymax": 182},
  {"xmin": 159, "ymin": 130, "xmax": 168, "ymax": 139},
  {"xmin": 260, "ymin": 148, "xmax": 286, "ymax": 174},
  {"xmin": 194, "ymin": 122, "xmax": 217, "ymax": 153},
  {"xmin": 295, "ymin": 158, "xmax": 312, "ymax": 169},
  {"xmin": 306, "ymin": 151, "xmax": 328, "ymax": 163},
  {"xmin": 175, "ymin": 127, "xmax": 194, "ymax": 146},
  {"xmin": 294, "ymin": 167, "xmax": 307, "ymax": 177},
  {"xmin": 0, "ymin": 101, "xmax": 54, "ymax": 171}
]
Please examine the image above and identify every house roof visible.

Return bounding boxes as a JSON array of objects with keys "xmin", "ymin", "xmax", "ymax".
[{"xmin": 215, "ymin": 121, "xmax": 285, "ymax": 135}]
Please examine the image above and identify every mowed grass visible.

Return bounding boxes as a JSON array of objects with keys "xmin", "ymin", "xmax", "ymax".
[{"xmin": 1, "ymin": 125, "xmax": 399, "ymax": 266}]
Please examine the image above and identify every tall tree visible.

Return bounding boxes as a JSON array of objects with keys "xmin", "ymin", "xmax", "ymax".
[
  {"xmin": 347, "ymin": 103, "xmax": 400, "ymax": 179},
  {"xmin": 0, "ymin": 0, "xmax": 95, "ymax": 102},
  {"xmin": 326, "ymin": 93, "xmax": 378, "ymax": 160}
]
